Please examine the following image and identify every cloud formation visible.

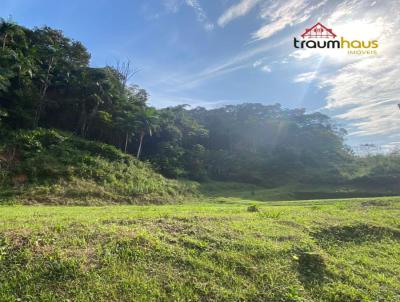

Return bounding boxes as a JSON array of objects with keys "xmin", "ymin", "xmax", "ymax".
[
  {"xmin": 163, "ymin": 0, "xmax": 214, "ymax": 31},
  {"xmin": 252, "ymin": 0, "xmax": 329, "ymax": 40},
  {"xmin": 218, "ymin": 0, "xmax": 327, "ymax": 40},
  {"xmin": 218, "ymin": 0, "xmax": 261, "ymax": 27},
  {"xmin": 292, "ymin": 0, "xmax": 400, "ymax": 145},
  {"xmin": 261, "ymin": 65, "xmax": 272, "ymax": 72},
  {"xmin": 294, "ymin": 71, "xmax": 317, "ymax": 83},
  {"xmin": 185, "ymin": 0, "xmax": 214, "ymax": 31},
  {"xmin": 163, "ymin": 0, "xmax": 400, "ymax": 147}
]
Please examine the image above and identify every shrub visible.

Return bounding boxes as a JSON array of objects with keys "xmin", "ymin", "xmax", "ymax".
[
  {"xmin": 0, "ymin": 129, "xmax": 198, "ymax": 204},
  {"xmin": 247, "ymin": 205, "xmax": 259, "ymax": 212}
]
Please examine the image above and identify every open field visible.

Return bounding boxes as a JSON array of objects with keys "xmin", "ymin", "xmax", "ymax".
[{"xmin": 1, "ymin": 196, "xmax": 400, "ymax": 301}]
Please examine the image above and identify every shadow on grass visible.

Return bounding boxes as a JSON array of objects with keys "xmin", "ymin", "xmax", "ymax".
[
  {"xmin": 0, "ymin": 188, "xmax": 18, "ymax": 204},
  {"xmin": 292, "ymin": 191, "xmax": 398, "ymax": 200},
  {"xmin": 199, "ymin": 181, "xmax": 400, "ymax": 202},
  {"xmin": 297, "ymin": 251, "xmax": 327, "ymax": 286},
  {"xmin": 313, "ymin": 224, "xmax": 400, "ymax": 246}
]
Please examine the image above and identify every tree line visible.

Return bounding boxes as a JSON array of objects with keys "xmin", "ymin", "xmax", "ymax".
[{"xmin": 3, "ymin": 19, "xmax": 394, "ymax": 186}]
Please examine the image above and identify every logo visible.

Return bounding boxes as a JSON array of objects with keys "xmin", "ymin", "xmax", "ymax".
[
  {"xmin": 301, "ymin": 23, "xmax": 336, "ymax": 39},
  {"xmin": 294, "ymin": 22, "xmax": 378, "ymax": 55}
]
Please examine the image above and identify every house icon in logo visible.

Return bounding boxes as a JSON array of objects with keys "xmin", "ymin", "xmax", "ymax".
[{"xmin": 301, "ymin": 22, "xmax": 336, "ymax": 39}]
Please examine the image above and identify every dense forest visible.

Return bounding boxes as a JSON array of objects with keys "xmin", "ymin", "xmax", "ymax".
[{"xmin": 1, "ymin": 19, "xmax": 399, "ymax": 190}]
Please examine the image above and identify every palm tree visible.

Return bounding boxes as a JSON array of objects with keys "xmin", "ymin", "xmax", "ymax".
[
  {"xmin": 135, "ymin": 107, "xmax": 158, "ymax": 160},
  {"xmin": 0, "ymin": 18, "xmax": 19, "ymax": 50},
  {"xmin": 73, "ymin": 67, "xmax": 116, "ymax": 137},
  {"xmin": 115, "ymin": 106, "xmax": 138, "ymax": 153}
]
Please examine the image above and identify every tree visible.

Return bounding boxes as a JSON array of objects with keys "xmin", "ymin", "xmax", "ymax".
[
  {"xmin": 135, "ymin": 107, "xmax": 158, "ymax": 159},
  {"xmin": 115, "ymin": 102, "xmax": 140, "ymax": 153},
  {"xmin": 31, "ymin": 26, "xmax": 90, "ymax": 127},
  {"xmin": 0, "ymin": 18, "xmax": 21, "ymax": 50},
  {"xmin": 142, "ymin": 105, "xmax": 208, "ymax": 178},
  {"xmin": 113, "ymin": 59, "xmax": 138, "ymax": 89},
  {"xmin": 0, "ymin": 20, "xmax": 37, "ymax": 128}
]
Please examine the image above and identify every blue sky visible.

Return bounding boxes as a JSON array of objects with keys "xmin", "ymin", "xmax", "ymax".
[{"xmin": 1, "ymin": 0, "xmax": 399, "ymax": 150}]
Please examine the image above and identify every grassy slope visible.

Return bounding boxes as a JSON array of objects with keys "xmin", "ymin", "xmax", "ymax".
[
  {"xmin": 1, "ymin": 196, "xmax": 400, "ymax": 301},
  {"xmin": 0, "ymin": 129, "xmax": 197, "ymax": 205}
]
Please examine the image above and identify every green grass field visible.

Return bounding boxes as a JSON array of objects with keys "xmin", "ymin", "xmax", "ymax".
[{"xmin": 1, "ymin": 196, "xmax": 400, "ymax": 301}]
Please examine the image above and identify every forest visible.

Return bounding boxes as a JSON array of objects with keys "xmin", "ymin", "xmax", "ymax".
[{"xmin": 1, "ymin": 19, "xmax": 399, "ymax": 192}]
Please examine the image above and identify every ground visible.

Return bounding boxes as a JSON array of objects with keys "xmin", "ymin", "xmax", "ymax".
[{"xmin": 1, "ymin": 196, "xmax": 400, "ymax": 301}]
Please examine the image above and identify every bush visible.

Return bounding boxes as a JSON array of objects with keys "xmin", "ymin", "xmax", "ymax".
[
  {"xmin": 0, "ymin": 129, "xmax": 198, "ymax": 204},
  {"xmin": 247, "ymin": 205, "xmax": 259, "ymax": 212}
]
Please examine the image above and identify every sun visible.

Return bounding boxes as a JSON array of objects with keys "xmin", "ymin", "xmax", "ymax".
[{"xmin": 332, "ymin": 18, "xmax": 386, "ymax": 41}]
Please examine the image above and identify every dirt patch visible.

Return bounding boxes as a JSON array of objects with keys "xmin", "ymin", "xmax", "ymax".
[{"xmin": 102, "ymin": 218, "xmax": 142, "ymax": 225}]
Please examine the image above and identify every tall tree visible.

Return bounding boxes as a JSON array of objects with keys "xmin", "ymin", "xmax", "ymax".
[{"xmin": 135, "ymin": 107, "xmax": 158, "ymax": 159}]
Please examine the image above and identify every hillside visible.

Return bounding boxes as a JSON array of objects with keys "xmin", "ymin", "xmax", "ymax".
[
  {"xmin": 0, "ymin": 128, "xmax": 197, "ymax": 205},
  {"xmin": 2, "ymin": 20, "xmax": 400, "ymax": 191}
]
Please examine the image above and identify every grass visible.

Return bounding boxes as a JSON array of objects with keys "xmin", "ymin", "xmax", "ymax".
[
  {"xmin": 199, "ymin": 181, "xmax": 400, "ymax": 201},
  {"xmin": 1, "ymin": 196, "xmax": 400, "ymax": 301},
  {"xmin": 0, "ymin": 129, "xmax": 198, "ymax": 204}
]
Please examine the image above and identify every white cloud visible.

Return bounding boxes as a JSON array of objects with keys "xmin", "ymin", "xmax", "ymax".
[
  {"xmin": 294, "ymin": 71, "xmax": 317, "ymax": 83},
  {"xmin": 160, "ymin": 37, "xmax": 289, "ymax": 92},
  {"xmin": 253, "ymin": 60, "xmax": 262, "ymax": 67},
  {"xmin": 218, "ymin": 0, "xmax": 261, "ymax": 27},
  {"xmin": 315, "ymin": 0, "xmax": 400, "ymax": 143},
  {"xmin": 252, "ymin": 0, "xmax": 327, "ymax": 41},
  {"xmin": 261, "ymin": 65, "xmax": 272, "ymax": 72},
  {"xmin": 185, "ymin": 0, "xmax": 214, "ymax": 31},
  {"xmin": 163, "ymin": 0, "xmax": 181, "ymax": 13},
  {"xmin": 280, "ymin": 0, "xmax": 400, "ymax": 144},
  {"xmin": 252, "ymin": 59, "xmax": 272, "ymax": 73},
  {"xmin": 290, "ymin": 49, "xmax": 313, "ymax": 60},
  {"xmin": 163, "ymin": 0, "xmax": 214, "ymax": 31}
]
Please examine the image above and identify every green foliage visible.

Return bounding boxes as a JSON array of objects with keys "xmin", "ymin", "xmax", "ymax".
[
  {"xmin": 187, "ymin": 104, "xmax": 351, "ymax": 184},
  {"xmin": 345, "ymin": 153, "xmax": 400, "ymax": 189},
  {"xmin": 0, "ymin": 128, "xmax": 197, "ymax": 204},
  {"xmin": 0, "ymin": 20, "xmax": 398, "ymax": 191},
  {"xmin": 143, "ymin": 105, "xmax": 209, "ymax": 179}
]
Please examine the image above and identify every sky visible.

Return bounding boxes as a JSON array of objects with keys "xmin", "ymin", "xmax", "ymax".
[{"xmin": 1, "ymin": 0, "xmax": 399, "ymax": 150}]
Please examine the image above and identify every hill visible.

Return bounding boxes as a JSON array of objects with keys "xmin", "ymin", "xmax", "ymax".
[{"xmin": 0, "ymin": 128, "xmax": 197, "ymax": 205}]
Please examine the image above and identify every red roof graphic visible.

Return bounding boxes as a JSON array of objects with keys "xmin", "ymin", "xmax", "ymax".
[{"xmin": 301, "ymin": 22, "xmax": 336, "ymax": 39}]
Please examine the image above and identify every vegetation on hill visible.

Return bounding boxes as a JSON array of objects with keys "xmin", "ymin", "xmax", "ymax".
[
  {"xmin": 1, "ymin": 19, "xmax": 399, "ymax": 192},
  {"xmin": 0, "ymin": 197, "xmax": 399, "ymax": 301},
  {"xmin": 0, "ymin": 128, "xmax": 197, "ymax": 204}
]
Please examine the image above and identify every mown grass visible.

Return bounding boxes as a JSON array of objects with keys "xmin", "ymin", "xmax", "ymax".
[
  {"xmin": 199, "ymin": 181, "xmax": 400, "ymax": 201},
  {"xmin": 1, "ymin": 196, "xmax": 400, "ymax": 301}
]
